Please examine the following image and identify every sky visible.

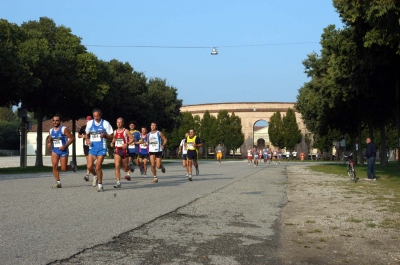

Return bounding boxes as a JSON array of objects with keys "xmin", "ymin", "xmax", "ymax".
[{"xmin": 1, "ymin": 0, "xmax": 343, "ymax": 108}]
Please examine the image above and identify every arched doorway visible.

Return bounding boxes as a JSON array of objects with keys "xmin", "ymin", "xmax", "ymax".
[{"xmin": 253, "ymin": 120, "xmax": 269, "ymax": 148}]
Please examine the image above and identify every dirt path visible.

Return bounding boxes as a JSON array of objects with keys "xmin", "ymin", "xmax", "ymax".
[{"xmin": 277, "ymin": 165, "xmax": 400, "ymax": 264}]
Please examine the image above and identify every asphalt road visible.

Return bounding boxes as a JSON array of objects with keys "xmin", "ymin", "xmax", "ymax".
[{"xmin": 0, "ymin": 158, "xmax": 288, "ymax": 265}]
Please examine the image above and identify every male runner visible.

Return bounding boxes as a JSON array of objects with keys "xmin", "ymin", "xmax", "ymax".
[
  {"xmin": 78, "ymin": 116, "xmax": 92, "ymax": 181},
  {"xmin": 292, "ymin": 150, "xmax": 298, "ymax": 164},
  {"xmin": 85, "ymin": 108, "xmax": 114, "ymax": 192},
  {"xmin": 253, "ymin": 145, "xmax": 258, "ymax": 167},
  {"xmin": 47, "ymin": 115, "xmax": 77, "ymax": 188},
  {"xmin": 110, "ymin": 118, "xmax": 134, "ymax": 188},
  {"xmin": 126, "ymin": 121, "xmax": 141, "ymax": 180},
  {"xmin": 148, "ymin": 122, "xmax": 167, "ymax": 183},
  {"xmin": 186, "ymin": 129, "xmax": 203, "ymax": 181},
  {"xmin": 247, "ymin": 147, "xmax": 253, "ymax": 166},
  {"xmin": 215, "ymin": 142, "xmax": 224, "ymax": 165},
  {"xmin": 263, "ymin": 147, "xmax": 268, "ymax": 164},
  {"xmin": 285, "ymin": 149, "xmax": 290, "ymax": 162},
  {"xmin": 178, "ymin": 133, "xmax": 189, "ymax": 177},
  {"xmin": 138, "ymin": 126, "xmax": 150, "ymax": 178}
]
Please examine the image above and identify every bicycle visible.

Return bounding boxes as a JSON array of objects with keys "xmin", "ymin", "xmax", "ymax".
[{"xmin": 343, "ymin": 153, "xmax": 357, "ymax": 183}]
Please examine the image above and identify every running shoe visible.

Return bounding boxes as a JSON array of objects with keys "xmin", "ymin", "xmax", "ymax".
[
  {"xmin": 70, "ymin": 161, "xmax": 77, "ymax": 172},
  {"xmin": 84, "ymin": 174, "xmax": 89, "ymax": 181},
  {"xmin": 97, "ymin": 184, "xmax": 103, "ymax": 192},
  {"xmin": 143, "ymin": 174, "xmax": 147, "ymax": 178},
  {"xmin": 52, "ymin": 182, "xmax": 62, "ymax": 188},
  {"xmin": 124, "ymin": 175, "xmax": 131, "ymax": 181},
  {"xmin": 161, "ymin": 165, "xmax": 166, "ymax": 173},
  {"xmin": 92, "ymin": 176, "xmax": 98, "ymax": 187},
  {"xmin": 195, "ymin": 166, "xmax": 199, "ymax": 176},
  {"xmin": 185, "ymin": 173, "xmax": 189, "ymax": 177},
  {"xmin": 151, "ymin": 177, "xmax": 158, "ymax": 183},
  {"xmin": 188, "ymin": 175, "xmax": 193, "ymax": 181},
  {"xmin": 114, "ymin": 182, "xmax": 121, "ymax": 188}
]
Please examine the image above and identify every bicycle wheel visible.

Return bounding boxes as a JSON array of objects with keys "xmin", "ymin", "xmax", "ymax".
[{"xmin": 348, "ymin": 169, "xmax": 354, "ymax": 181}]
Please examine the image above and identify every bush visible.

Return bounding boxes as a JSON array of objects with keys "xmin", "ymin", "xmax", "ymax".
[{"xmin": 0, "ymin": 121, "xmax": 20, "ymax": 149}]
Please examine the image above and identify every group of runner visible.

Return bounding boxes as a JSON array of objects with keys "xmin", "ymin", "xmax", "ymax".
[
  {"xmin": 247, "ymin": 146, "xmax": 304, "ymax": 167},
  {"xmin": 48, "ymin": 108, "xmax": 168, "ymax": 192}
]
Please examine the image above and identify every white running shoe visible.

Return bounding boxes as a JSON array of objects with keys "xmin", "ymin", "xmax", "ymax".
[
  {"xmin": 52, "ymin": 182, "xmax": 62, "ymax": 188},
  {"xmin": 97, "ymin": 184, "xmax": 103, "ymax": 192},
  {"xmin": 114, "ymin": 182, "xmax": 121, "ymax": 188},
  {"xmin": 188, "ymin": 175, "xmax": 193, "ymax": 181}
]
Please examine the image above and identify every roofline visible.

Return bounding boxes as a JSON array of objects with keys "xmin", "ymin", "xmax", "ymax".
[{"xmin": 182, "ymin": 102, "xmax": 296, "ymax": 107}]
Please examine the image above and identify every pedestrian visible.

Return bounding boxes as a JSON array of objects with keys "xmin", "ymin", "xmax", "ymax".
[
  {"xmin": 300, "ymin": 151, "xmax": 305, "ymax": 163},
  {"xmin": 148, "ymin": 122, "xmax": 167, "ymax": 183},
  {"xmin": 178, "ymin": 133, "xmax": 189, "ymax": 177},
  {"xmin": 263, "ymin": 147, "xmax": 268, "ymax": 164},
  {"xmin": 186, "ymin": 128, "xmax": 203, "ymax": 180},
  {"xmin": 126, "ymin": 121, "xmax": 141, "ymax": 180},
  {"xmin": 78, "ymin": 116, "xmax": 93, "ymax": 182},
  {"xmin": 85, "ymin": 108, "xmax": 114, "ymax": 192},
  {"xmin": 285, "ymin": 149, "xmax": 290, "ymax": 163},
  {"xmin": 110, "ymin": 118, "xmax": 134, "ymax": 188},
  {"xmin": 365, "ymin": 137, "xmax": 377, "ymax": 181},
  {"xmin": 215, "ymin": 143, "xmax": 224, "ymax": 165},
  {"xmin": 47, "ymin": 115, "xmax": 77, "ymax": 188},
  {"xmin": 138, "ymin": 126, "xmax": 150, "ymax": 178},
  {"xmin": 253, "ymin": 145, "xmax": 259, "ymax": 167}
]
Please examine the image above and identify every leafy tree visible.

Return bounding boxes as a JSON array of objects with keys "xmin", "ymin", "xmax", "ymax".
[
  {"xmin": 200, "ymin": 110, "xmax": 217, "ymax": 156},
  {"xmin": 268, "ymin": 111, "xmax": 285, "ymax": 148},
  {"xmin": 282, "ymin": 108, "xmax": 302, "ymax": 151},
  {"xmin": 0, "ymin": 121, "xmax": 20, "ymax": 149},
  {"xmin": 216, "ymin": 110, "xmax": 231, "ymax": 146},
  {"xmin": 0, "ymin": 106, "xmax": 18, "ymax": 122},
  {"xmin": 225, "ymin": 112, "xmax": 244, "ymax": 157}
]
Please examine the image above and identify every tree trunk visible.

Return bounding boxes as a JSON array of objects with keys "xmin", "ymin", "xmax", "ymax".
[
  {"xmin": 350, "ymin": 134, "xmax": 356, "ymax": 162},
  {"xmin": 396, "ymin": 77, "xmax": 400, "ymax": 170},
  {"xmin": 380, "ymin": 124, "xmax": 387, "ymax": 166},
  {"xmin": 35, "ymin": 107, "xmax": 43, "ymax": 167},
  {"xmin": 357, "ymin": 123, "xmax": 363, "ymax": 165}
]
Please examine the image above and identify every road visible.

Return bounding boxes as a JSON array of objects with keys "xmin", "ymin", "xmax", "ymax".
[{"xmin": 0, "ymin": 159, "xmax": 288, "ymax": 265}]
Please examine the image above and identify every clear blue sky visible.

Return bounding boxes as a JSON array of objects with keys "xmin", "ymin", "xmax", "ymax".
[{"xmin": 2, "ymin": 0, "xmax": 343, "ymax": 107}]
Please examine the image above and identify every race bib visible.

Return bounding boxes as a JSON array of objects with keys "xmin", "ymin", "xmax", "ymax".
[
  {"xmin": 218, "ymin": 150, "xmax": 221, "ymax": 153},
  {"xmin": 53, "ymin": 139, "xmax": 62, "ymax": 148},
  {"xmin": 90, "ymin": 132, "xmax": 101, "ymax": 142},
  {"xmin": 187, "ymin": 143, "xmax": 194, "ymax": 149},
  {"xmin": 115, "ymin": 138, "xmax": 124, "ymax": 147}
]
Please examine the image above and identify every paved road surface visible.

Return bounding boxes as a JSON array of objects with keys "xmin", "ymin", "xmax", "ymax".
[{"xmin": 0, "ymin": 159, "xmax": 288, "ymax": 265}]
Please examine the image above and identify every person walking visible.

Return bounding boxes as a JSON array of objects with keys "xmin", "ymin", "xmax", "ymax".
[
  {"xmin": 366, "ymin": 137, "xmax": 377, "ymax": 181},
  {"xmin": 300, "ymin": 151, "xmax": 305, "ymax": 163},
  {"xmin": 148, "ymin": 122, "xmax": 167, "ymax": 183},
  {"xmin": 78, "ymin": 116, "xmax": 92, "ymax": 182},
  {"xmin": 215, "ymin": 143, "xmax": 224, "ymax": 165},
  {"xmin": 47, "ymin": 115, "xmax": 77, "ymax": 188},
  {"xmin": 110, "ymin": 118, "xmax": 134, "ymax": 188},
  {"xmin": 178, "ymin": 133, "xmax": 189, "ymax": 177},
  {"xmin": 186, "ymin": 129, "xmax": 203, "ymax": 181},
  {"xmin": 85, "ymin": 108, "xmax": 114, "ymax": 192},
  {"xmin": 292, "ymin": 150, "xmax": 297, "ymax": 164}
]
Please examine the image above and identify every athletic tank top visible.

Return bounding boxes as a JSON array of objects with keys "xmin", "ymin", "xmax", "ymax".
[
  {"xmin": 148, "ymin": 131, "xmax": 161, "ymax": 152},
  {"xmin": 50, "ymin": 126, "xmax": 67, "ymax": 152},
  {"xmin": 89, "ymin": 119, "xmax": 107, "ymax": 149}
]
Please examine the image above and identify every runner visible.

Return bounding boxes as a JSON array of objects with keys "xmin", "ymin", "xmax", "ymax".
[
  {"xmin": 285, "ymin": 149, "xmax": 290, "ymax": 163},
  {"xmin": 215, "ymin": 143, "xmax": 224, "ymax": 165},
  {"xmin": 78, "ymin": 116, "xmax": 92, "ymax": 182},
  {"xmin": 186, "ymin": 129, "xmax": 203, "ymax": 181},
  {"xmin": 273, "ymin": 148, "xmax": 278, "ymax": 165},
  {"xmin": 138, "ymin": 126, "xmax": 150, "ymax": 178},
  {"xmin": 47, "ymin": 115, "xmax": 77, "ymax": 188},
  {"xmin": 253, "ymin": 145, "xmax": 258, "ymax": 167},
  {"xmin": 85, "ymin": 108, "xmax": 114, "ymax": 192},
  {"xmin": 178, "ymin": 133, "xmax": 189, "ymax": 177},
  {"xmin": 278, "ymin": 149, "xmax": 282, "ymax": 164},
  {"xmin": 247, "ymin": 147, "xmax": 253, "ymax": 166},
  {"xmin": 126, "ymin": 121, "xmax": 141, "ymax": 180},
  {"xmin": 110, "ymin": 118, "xmax": 134, "ymax": 188},
  {"xmin": 263, "ymin": 147, "xmax": 268, "ymax": 164},
  {"xmin": 268, "ymin": 150, "xmax": 272, "ymax": 164},
  {"xmin": 148, "ymin": 122, "xmax": 167, "ymax": 183},
  {"xmin": 292, "ymin": 149, "xmax": 298, "ymax": 164}
]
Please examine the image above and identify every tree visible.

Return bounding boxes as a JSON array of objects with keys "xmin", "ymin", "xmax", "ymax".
[
  {"xmin": 225, "ymin": 112, "xmax": 244, "ymax": 157},
  {"xmin": 200, "ymin": 110, "xmax": 218, "ymax": 157},
  {"xmin": 216, "ymin": 110, "xmax": 231, "ymax": 147},
  {"xmin": 0, "ymin": 106, "xmax": 18, "ymax": 122},
  {"xmin": 282, "ymin": 108, "xmax": 302, "ymax": 151},
  {"xmin": 268, "ymin": 111, "xmax": 285, "ymax": 148}
]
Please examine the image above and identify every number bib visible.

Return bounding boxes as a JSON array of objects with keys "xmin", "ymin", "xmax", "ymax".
[
  {"xmin": 53, "ymin": 139, "xmax": 62, "ymax": 148},
  {"xmin": 218, "ymin": 150, "xmax": 222, "ymax": 153},
  {"xmin": 90, "ymin": 132, "xmax": 101, "ymax": 142},
  {"xmin": 115, "ymin": 138, "xmax": 124, "ymax": 147}
]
